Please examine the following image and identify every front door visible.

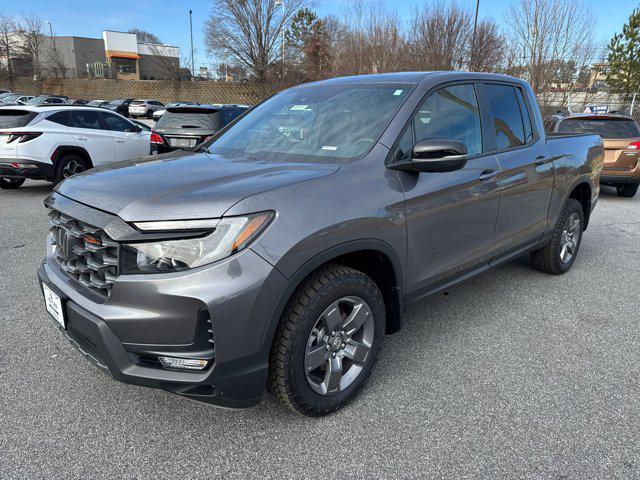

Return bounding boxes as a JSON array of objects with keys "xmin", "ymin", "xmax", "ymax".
[{"xmin": 395, "ymin": 83, "xmax": 501, "ymax": 298}]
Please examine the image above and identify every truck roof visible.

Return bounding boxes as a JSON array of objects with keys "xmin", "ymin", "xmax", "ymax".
[{"xmin": 299, "ymin": 71, "xmax": 526, "ymax": 87}]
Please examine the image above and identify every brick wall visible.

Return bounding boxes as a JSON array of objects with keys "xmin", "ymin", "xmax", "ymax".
[{"xmin": 0, "ymin": 77, "xmax": 283, "ymax": 105}]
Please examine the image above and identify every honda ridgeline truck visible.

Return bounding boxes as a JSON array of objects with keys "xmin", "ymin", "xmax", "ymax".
[{"xmin": 38, "ymin": 72, "xmax": 604, "ymax": 416}]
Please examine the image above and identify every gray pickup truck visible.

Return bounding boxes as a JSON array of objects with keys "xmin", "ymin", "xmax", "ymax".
[{"xmin": 38, "ymin": 72, "xmax": 604, "ymax": 416}]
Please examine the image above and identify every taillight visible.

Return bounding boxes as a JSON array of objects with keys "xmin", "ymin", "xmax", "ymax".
[
  {"xmin": 150, "ymin": 132, "xmax": 164, "ymax": 144},
  {"xmin": 2, "ymin": 132, "xmax": 43, "ymax": 143},
  {"xmin": 627, "ymin": 141, "xmax": 640, "ymax": 150}
]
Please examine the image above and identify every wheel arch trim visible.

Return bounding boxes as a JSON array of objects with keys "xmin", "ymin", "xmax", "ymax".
[{"xmin": 258, "ymin": 239, "xmax": 405, "ymax": 356}]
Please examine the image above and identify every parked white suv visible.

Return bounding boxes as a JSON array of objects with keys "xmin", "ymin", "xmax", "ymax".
[
  {"xmin": 0, "ymin": 105, "xmax": 151, "ymax": 189},
  {"xmin": 128, "ymin": 99, "xmax": 164, "ymax": 118}
]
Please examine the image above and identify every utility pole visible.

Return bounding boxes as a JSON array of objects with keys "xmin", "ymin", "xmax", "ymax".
[
  {"xmin": 189, "ymin": 9, "xmax": 195, "ymax": 78},
  {"xmin": 470, "ymin": 0, "xmax": 479, "ymax": 71},
  {"xmin": 46, "ymin": 21, "xmax": 53, "ymax": 37}
]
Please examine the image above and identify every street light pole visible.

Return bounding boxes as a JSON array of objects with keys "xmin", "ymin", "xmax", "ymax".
[
  {"xmin": 46, "ymin": 21, "xmax": 53, "ymax": 37},
  {"xmin": 189, "ymin": 9, "xmax": 195, "ymax": 78},
  {"xmin": 470, "ymin": 0, "xmax": 480, "ymax": 71}
]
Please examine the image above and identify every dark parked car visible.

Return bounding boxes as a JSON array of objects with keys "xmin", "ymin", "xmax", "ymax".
[
  {"xmin": 151, "ymin": 104, "xmax": 248, "ymax": 153},
  {"xmin": 103, "ymin": 98, "xmax": 133, "ymax": 117},
  {"xmin": 39, "ymin": 72, "xmax": 603, "ymax": 416}
]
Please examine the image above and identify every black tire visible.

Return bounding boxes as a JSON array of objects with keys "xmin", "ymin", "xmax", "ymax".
[
  {"xmin": 269, "ymin": 264, "xmax": 385, "ymax": 416},
  {"xmin": 54, "ymin": 154, "xmax": 87, "ymax": 184},
  {"xmin": 531, "ymin": 198, "xmax": 584, "ymax": 275},
  {"xmin": 0, "ymin": 177, "xmax": 25, "ymax": 189},
  {"xmin": 616, "ymin": 183, "xmax": 638, "ymax": 198},
  {"xmin": 146, "ymin": 109, "xmax": 153, "ymax": 119}
]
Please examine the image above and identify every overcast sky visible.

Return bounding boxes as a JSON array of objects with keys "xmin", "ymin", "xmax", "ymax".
[{"xmin": 2, "ymin": 0, "xmax": 637, "ymax": 70}]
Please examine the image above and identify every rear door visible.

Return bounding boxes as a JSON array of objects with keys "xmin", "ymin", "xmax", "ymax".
[
  {"xmin": 100, "ymin": 112, "xmax": 150, "ymax": 160},
  {"xmin": 397, "ymin": 83, "xmax": 502, "ymax": 296},
  {"xmin": 67, "ymin": 110, "xmax": 115, "ymax": 165},
  {"xmin": 481, "ymin": 83, "xmax": 554, "ymax": 255}
]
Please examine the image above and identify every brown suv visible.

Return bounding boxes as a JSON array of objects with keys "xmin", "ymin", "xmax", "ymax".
[{"xmin": 545, "ymin": 113, "xmax": 640, "ymax": 197}]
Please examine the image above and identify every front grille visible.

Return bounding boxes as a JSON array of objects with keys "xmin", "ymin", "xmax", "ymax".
[{"xmin": 49, "ymin": 210, "xmax": 119, "ymax": 298}]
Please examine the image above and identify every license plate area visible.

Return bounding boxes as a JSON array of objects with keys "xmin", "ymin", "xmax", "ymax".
[
  {"xmin": 42, "ymin": 282, "xmax": 65, "ymax": 329},
  {"xmin": 169, "ymin": 137, "xmax": 196, "ymax": 148}
]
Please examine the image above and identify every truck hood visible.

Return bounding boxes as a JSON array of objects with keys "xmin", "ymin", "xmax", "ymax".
[{"xmin": 55, "ymin": 151, "xmax": 340, "ymax": 221}]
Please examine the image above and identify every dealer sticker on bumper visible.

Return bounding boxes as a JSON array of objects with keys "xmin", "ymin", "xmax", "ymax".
[{"xmin": 42, "ymin": 283, "xmax": 65, "ymax": 328}]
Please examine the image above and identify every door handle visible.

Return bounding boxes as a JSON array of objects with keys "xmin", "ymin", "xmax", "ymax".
[
  {"xmin": 116, "ymin": 139, "xmax": 125, "ymax": 143},
  {"xmin": 479, "ymin": 169, "xmax": 498, "ymax": 181},
  {"xmin": 75, "ymin": 136, "xmax": 87, "ymax": 141},
  {"xmin": 534, "ymin": 155, "xmax": 547, "ymax": 166}
]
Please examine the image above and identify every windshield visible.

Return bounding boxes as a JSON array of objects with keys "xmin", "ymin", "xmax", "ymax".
[
  {"xmin": 206, "ymin": 83, "xmax": 414, "ymax": 162},
  {"xmin": 156, "ymin": 109, "xmax": 220, "ymax": 130},
  {"xmin": 26, "ymin": 96, "xmax": 47, "ymax": 105},
  {"xmin": 558, "ymin": 117, "xmax": 640, "ymax": 139},
  {"xmin": 109, "ymin": 99, "xmax": 125, "ymax": 105},
  {"xmin": 87, "ymin": 100, "xmax": 105, "ymax": 106},
  {"xmin": 0, "ymin": 94, "xmax": 21, "ymax": 102}
]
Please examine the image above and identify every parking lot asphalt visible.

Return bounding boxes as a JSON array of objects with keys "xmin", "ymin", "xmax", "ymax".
[{"xmin": 1, "ymin": 181, "xmax": 639, "ymax": 479}]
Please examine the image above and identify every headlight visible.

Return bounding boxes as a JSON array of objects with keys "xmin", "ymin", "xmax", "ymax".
[{"xmin": 121, "ymin": 211, "xmax": 274, "ymax": 273}]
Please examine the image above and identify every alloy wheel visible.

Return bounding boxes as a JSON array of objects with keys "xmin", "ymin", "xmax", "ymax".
[
  {"xmin": 62, "ymin": 159, "xmax": 85, "ymax": 178},
  {"xmin": 559, "ymin": 212, "xmax": 580, "ymax": 264},
  {"xmin": 304, "ymin": 296, "xmax": 375, "ymax": 396}
]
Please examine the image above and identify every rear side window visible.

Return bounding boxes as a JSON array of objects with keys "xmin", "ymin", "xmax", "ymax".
[
  {"xmin": 0, "ymin": 110, "xmax": 38, "ymax": 128},
  {"xmin": 485, "ymin": 84, "xmax": 526, "ymax": 150},
  {"xmin": 68, "ymin": 110, "xmax": 101, "ymax": 130},
  {"xmin": 156, "ymin": 109, "xmax": 221, "ymax": 130},
  {"xmin": 222, "ymin": 109, "xmax": 243, "ymax": 125},
  {"xmin": 47, "ymin": 111, "xmax": 69, "ymax": 125},
  {"xmin": 557, "ymin": 118, "xmax": 640, "ymax": 139},
  {"xmin": 515, "ymin": 88, "xmax": 534, "ymax": 142}
]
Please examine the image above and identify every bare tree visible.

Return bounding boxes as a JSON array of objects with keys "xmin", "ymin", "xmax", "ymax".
[
  {"xmin": 204, "ymin": 0, "xmax": 308, "ymax": 82},
  {"xmin": 0, "ymin": 15, "xmax": 16, "ymax": 78},
  {"xmin": 128, "ymin": 28, "xmax": 161, "ymax": 44},
  {"xmin": 42, "ymin": 34, "xmax": 68, "ymax": 78},
  {"xmin": 409, "ymin": 1, "xmax": 472, "ymax": 71},
  {"xmin": 332, "ymin": 1, "xmax": 409, "ymax": 76},
  {"xmin": 16, "ymin": 14, "xmax": 44, "ymax": 78},
  {"xmin": 469, "ymin": 20, "xmax": 505, "ymax": 72},
  {"xmin": 504, "ymin": 0, "xmax": 595, "ymax": 102}
]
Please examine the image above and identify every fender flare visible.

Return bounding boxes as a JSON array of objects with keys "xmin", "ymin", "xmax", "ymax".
[
  {"xmin": 259, "ymin": 238, "xmax": 405, "ymax": 356},
  {"xmin": 51, "ymin": 146, "xmax": 94, "ymax": 171}
]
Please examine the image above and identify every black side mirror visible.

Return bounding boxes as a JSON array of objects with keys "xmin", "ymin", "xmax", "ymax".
[{"xmin": 389, "ymin": 139, "xmax": 468, "ymax": 173}]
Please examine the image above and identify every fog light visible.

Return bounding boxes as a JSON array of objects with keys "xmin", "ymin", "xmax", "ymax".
[{"xmin": 158, "ymin": 356, "xmax": 209, "ymax": 370}]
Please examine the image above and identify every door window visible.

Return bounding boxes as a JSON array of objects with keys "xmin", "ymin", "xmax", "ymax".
[
  {"xmin": 412, "ymin": 84, "xmax": 482, "ymax": 157},
  {"xmin": 515, "ymin": 88, "xmax": 534, "ymax": 142},
  {"xmin": 68, "ymin": 110, "xmax": 101, "ymax": 130},
  {"xmin": 485, "ymin": 84, "xmax": 526, "ymax": 150},
  {"xmin": 101, "ymin": 112, "xmax": 134, "ymax": 132}
]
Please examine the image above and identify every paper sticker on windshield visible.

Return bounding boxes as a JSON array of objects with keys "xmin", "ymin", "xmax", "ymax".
[
  {"xmin": 290, "ymin": 105, "xmax": 309, "ymax": 111},
  {"xmin": 393, "ymin": 90, "xmax": 403, "ymax": 96},
  {"xmin": 322, "ymin": 146, "xmax": 338, "ymax": 151}
]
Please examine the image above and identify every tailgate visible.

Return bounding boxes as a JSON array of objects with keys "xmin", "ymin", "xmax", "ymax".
[{"xmin": 603, "ymin": 138, "xmax": 640, "ymax": 170}]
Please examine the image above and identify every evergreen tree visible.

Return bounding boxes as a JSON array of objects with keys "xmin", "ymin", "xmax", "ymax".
[{"xmin": 606, "ymin": 8, "xmax": 640, "ymax": 99}]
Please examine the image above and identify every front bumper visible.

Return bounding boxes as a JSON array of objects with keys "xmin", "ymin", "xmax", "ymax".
[
  {"xmin": 0, "ymin": 160, "xmax": 55, "ymax": 181},
  {"xmin": 38, "ymin": 238, "xmax": 288, "ymax": 408}
]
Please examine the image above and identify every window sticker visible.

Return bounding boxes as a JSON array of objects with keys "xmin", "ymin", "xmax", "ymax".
[
  {"xmin": 321, "ymin": 145, "xmax": 338, "ymax": 151},
  {"xmin": 394, "ymin": 89, "xmax": 403, "ymax": 96},
  {"xmin": 290, "ymin": 105, "xmax": 309, "ymax": 111}
]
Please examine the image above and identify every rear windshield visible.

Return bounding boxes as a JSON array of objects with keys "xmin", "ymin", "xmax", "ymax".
[
  {"xmin": 25, "ymin": 96, "xmax": 47, "ymax": 105},
  {"xmin": 131, "ymin": 100, "xmax": 144, "ymax": 105},
  {"xmin": 0, "ymin": 110, "xmax": 38, "ymax": 128},
  {"xmin": 155, "ymin": 109, "xmax": 220, "ymax": 130},
  {"xmin": 557, "ymin": 118, "xmax": 640, "ymax": 139},
  {"xmin": 87, "ymin": 100, "xmax": 104, "ymax": 106},
  {"xmin": 109, "ymin": 99, "xmax": 126, "ymax": 105}
]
